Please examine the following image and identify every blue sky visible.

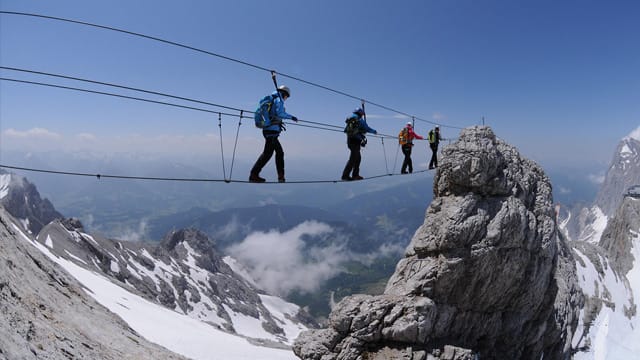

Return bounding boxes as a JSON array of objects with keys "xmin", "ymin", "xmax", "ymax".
[{"xmin": 1, "ymin": 0, "xmax": 639, "ymax": 182}]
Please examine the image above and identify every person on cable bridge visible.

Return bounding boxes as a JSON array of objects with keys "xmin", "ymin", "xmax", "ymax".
[
  {"xmin": 398, "ymin": 122, "xmax": 423, "ymax": 174},
  {"xmin": 341, "ymin": 108, "xmax": 377, "ymax": 181},
  {"xmin": 428, "ymin": 126, "xmax": 443, "ymax": 169},
  {"xmin": 249, "ymin": 85, "xmax": 298, "ymax": 183}
]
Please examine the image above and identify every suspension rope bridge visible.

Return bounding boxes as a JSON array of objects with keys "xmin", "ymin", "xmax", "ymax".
[{"xmin": 0, "ymin": 11, "xmax": 464, "ymax": 184}]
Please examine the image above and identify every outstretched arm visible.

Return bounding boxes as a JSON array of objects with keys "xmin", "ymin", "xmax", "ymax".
[
  {"xmin": 273, "ymin": 98, "xmax": 294, "ymax": 120},
  {"xmin": 362, "ymin": 120, "xmax": 377, "ymax": 134},
  {"xmin": 410, "ymin": 129, "xmax": 423, "ymax": 140}
]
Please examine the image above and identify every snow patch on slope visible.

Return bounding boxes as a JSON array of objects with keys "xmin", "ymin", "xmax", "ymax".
[
  {"xmin": 0, "ymin": 174, "xmax": 12, "ymax": 199},
  {"xmin": 12, "ymin": 223, "xmax": 297, "ymax": 360},
  {"xmin": 579, "ymin": 206, "xmax": 608, "ymax": 243},
  {"xmin": 625, "ymin": 126, "xmax": 640, "ymax": 142},
  {"xmin": 573, "ymin": 233, "xmax": 640, "ymax": 360}
]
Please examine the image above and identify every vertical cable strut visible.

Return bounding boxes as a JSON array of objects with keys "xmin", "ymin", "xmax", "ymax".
[
  {"xmin": 381, "ymin": 137, "xmax": 390, "ymax": 175},
  {"xmin": 392, "ymin": 143, "xmax": 400, "ymax": 174},
  {"xmin": 228, "ymin": 110, "xmax": 243, "ymax": 182},
  {"xmin": 218, "ymin": 112, "xmax": 227, "ymax": 181}
]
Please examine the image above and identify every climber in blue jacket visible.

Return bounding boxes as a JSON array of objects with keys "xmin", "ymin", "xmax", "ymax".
[
  {"xmin": 341, "ymin": 108, "xmax": 377, "ymax": 181},
  {"xmin": 250, "ymin": 85, "xmax": 298, "ymax": 183}
]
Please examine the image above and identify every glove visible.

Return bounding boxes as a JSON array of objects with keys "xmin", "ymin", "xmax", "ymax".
[{"xmin": 291, "ymin": 116, "xmax": 298, "ymax": 122}]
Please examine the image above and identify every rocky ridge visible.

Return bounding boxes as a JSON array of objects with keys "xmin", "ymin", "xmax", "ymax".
[
  {"xmin": 36, "ymin": 218, "xmax": 315, "ymax": 344},
  {"xmin": 0, "ymin": 170, "xmax": 62, "ymax": 235},
  {"xmin": 594, "ymin": 136, "xmax": 640, "ymax": 218},
  {"xmin": 294, "ymin": 126, "xmax": 582, "ymax": 360},
  {"xmin": 0, "ymin": 207, "xmax": 186, "ymax": 360}
]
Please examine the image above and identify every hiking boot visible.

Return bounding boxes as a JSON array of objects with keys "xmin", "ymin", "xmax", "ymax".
[
  {"xmin": 341, "ymin": 176, "xmax": 352, "ymax": 181},
  {"xmin": 249, "ymin": 174, "xmax": 266, "ymax": 183},
  {"xmin": 278, "ymin": 177, "xmax": 286, "ymax": 183},
  {"xmin": 352, "ymin": 175, "xmax": 364, "ymax": 180},
  {"xmin": 401, "ymin": 171, "xmax": 408, "ymax": 174}
]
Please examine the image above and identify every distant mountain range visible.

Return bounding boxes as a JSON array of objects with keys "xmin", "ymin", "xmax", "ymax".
[{"xmin": 0, "ymin": 170, "xmax": 314, "ymax": 359}]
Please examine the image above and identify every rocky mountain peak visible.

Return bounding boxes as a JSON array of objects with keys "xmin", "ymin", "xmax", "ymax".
[
  {"xmin": 0, "ymin": 170, "xmax": 62, "ymax": 234},
  {"xmin": 158, "ymin": 228, "xmax": 223, "ymax": 274},
  {"xmin": 294, "ymin": 126, "xmax": 581, "ymax": 360},
  {"xmin": 60, "ymin": 217, "xmax": 84, "ymax": 232},
  {"xmin": 160, "ymin": 228, "xmax": 214, "ymax": 252},
  {"xmin": 595, "ymin": 136, "xmax": 640, "ymax": 217}
]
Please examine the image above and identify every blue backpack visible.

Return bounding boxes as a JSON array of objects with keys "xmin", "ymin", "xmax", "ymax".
[{"xmin": 254, "ymin": 94, "xmax": 277, "ymax": 128}]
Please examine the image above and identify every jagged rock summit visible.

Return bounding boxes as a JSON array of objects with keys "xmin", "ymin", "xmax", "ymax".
[
  {"xmin": 594, "ymin": 135, "xmax": 640, "ymax": 218},
  {"xmin": 0, "ymin": 170, "xmax": 62, "ymax": 235},
  {"xmin": 294, "ymin": 126, "xmax": 581, "ymax": 360}
]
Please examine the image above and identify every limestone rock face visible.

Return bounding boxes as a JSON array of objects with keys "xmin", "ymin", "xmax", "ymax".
[
  {"xmin": 599, "ymin": 196, "xmax": 640, "ymax": 276},
  {"xmin": 294, "ymin": 126, "xmax": 581, "ymax": 360},
  {"xmin": 594, "ymin": 136, "xmax": 640, "ymax": 217},
  {"xmin": 0, "ymin": 208, "xmax": 186, "ymax": 360},
  {"xmin": 0, "ymin": 170, "xmax": 62, "ymax": 235}
]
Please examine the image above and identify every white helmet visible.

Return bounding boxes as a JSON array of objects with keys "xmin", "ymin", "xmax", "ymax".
[
  {"xmin": 406, "ymin": 122, "xmax": 412, "ymax": 127},
  {"xmin": 277, "ymin": 85, "xmax": 291, "ymax": 97}
]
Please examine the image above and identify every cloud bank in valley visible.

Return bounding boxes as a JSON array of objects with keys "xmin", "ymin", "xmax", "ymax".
[{"xmin": 226, "ymin": 221, "xmax": 403, "ymax": 297}]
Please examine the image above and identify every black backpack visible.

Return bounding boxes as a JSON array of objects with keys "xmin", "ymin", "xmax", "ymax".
[{"xmin": 344, "ymin": 116, "xmax": 361, "ymax": 137}]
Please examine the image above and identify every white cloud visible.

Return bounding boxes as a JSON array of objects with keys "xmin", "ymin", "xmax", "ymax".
[
  {"xmin": 587, "ymin": 173, "xmax": 605, "ymax": 185},
  {"xmin": 214, "ymin": 215, "xmax": 252, "ymax": 239},
  {"xmin": 558, "ymin": 186, "xmax": 571, "ymax": 194},
  {"xmin": 114, "ymin": 219, "xmax": 149, "ymax": 242},
  {"xmin": 4, "ymin": 127, "xmax": 62, "ymax": 139},
  {"xmin": 627, "ymin": 125, "xmax": 640, "ymax": 141},
  {"xmin": 226, "ymin": 221, "xmax": 404, "ymax": 297},
  {"xmin": 432, "ymin": 112, "xmax": 445, "ymax": 121},
  {"xmin": 226, "ymin": 221, "xmax": 343, "ymax": 296},
  {"xmin": 76, "ymin": 133, "xmax": 97, "ymax": 141},
  {"xmin": 349, "ymin": 242, "xmax": 405, "ymax": 266}
]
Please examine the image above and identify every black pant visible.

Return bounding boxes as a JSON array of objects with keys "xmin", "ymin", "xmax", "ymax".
[
  {"xmin": 251, "ymin": 132, "xmax": 284, "ymax": 177},
  {"xmin": 401, "ymin": 144, "xmax": 413, "ymax": 173},
  {"xmin": 342, "ymin": 137, "xmax": 362, "ymax": 178},
  {"xmin": 429, "ymin": 143, "xmax": 438, "ymax": 168}
]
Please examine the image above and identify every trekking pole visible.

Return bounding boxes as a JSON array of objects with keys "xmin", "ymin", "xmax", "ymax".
[
  {"xmin": 270, "ymin": 70, "xmax": 288, "ymax": 131},
  {"xmin": 271, "ymin": 70, "xmax": 283, "ymax": 101},
  {"xmin": 361, "ymin": 99, "xmax": 367, "ymax": 149}
]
